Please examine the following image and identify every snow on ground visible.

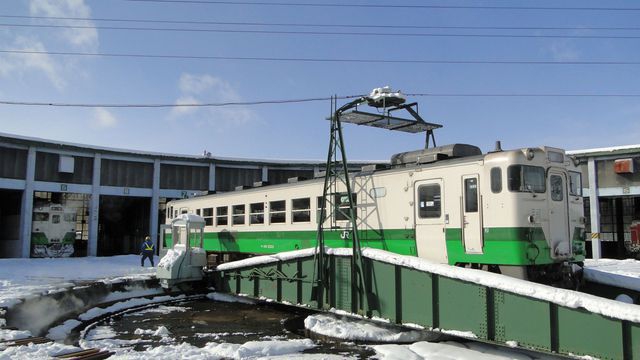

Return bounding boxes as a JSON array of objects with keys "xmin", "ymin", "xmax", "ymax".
[
  {"xmin": 123, "ymin": 305, "xmax": 189, "ymax": 317},
  {"xmin": 0, "ymin": 255, "xmax": 156, "ymax": 308},
  {"xmin": 584, "ymin": 258, "xmax": 640, "ymax": 291},
  {"xmin": 305, "ymin": 313, "xmax": 427, "ymax": 343},
  {"xmin": 373, "ymin": 340, "xmax": 554, "ymax": 360}
]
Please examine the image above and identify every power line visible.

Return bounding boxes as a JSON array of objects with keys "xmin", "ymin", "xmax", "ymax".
[
  {"xmin": 4, "ymin": 22, "xmax": 640, "ymax": 40},
  {"xmin": 126, "ymin": 0, "xmax": 640, "ymax": 11},
  {"xmin": 2, "ymin": 49, "xmax": 640, "ymax": 65},
  {"xmin": 2, "ymin": 14, "xmax": 640, "ymax": 32},
  {"xmin": 0, "ymin": 96, "xmax": 359, "ymax": 108},
  {"xmin": 2, "ymin": 93, "xmax": 640, "ymax": 109}
]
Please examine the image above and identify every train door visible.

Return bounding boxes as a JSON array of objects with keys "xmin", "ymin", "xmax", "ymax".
[
  {"xmin": 414, "ymin": 179, "xmax": 447, "ymax": 263},
  {"xmin": 462, "ymin": 174, "xmax": 483, "ymax": 254},
  {"xmin": 547, "ymin": 169, "xmax": 570, "ymax": 257}
]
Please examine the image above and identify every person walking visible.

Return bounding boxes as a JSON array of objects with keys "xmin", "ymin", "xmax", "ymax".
[{"xmin": 141, "ymin": 235, "xmax": 155, "ymax": 267}]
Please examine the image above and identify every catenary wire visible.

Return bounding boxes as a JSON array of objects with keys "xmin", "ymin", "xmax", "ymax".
[
  {"xmin": 125, "ymin": 0, "xmax": 640, "ymax": 12},
  {"xmin": 2, "ymin": 14, "xmax": 640, "ymax": 32},
  {"xmin": 3, "ymin": 22, "xmax": 640, "ymax": 39},
  {"xmin": 2, "ymin": 49, "xmax": 640, "ymax": 65},
  {"xmin": 2, "ymin": 93, "xmax": 640, "ymax": 109}
]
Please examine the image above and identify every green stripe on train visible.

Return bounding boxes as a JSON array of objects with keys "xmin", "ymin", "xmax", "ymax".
[
  {"xmin": 445, "ymin": 228, "xmax": 554, "ymax": 265},
  {"xmin": 31, "ymin": 232, "xmax": 76, "ymax": 245},
  {"xmin": 168, "ymin": 226, "xmax": 568, "ymax": 266}
]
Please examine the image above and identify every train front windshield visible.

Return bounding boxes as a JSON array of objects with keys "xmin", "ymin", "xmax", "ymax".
[{"xmin": 507, "ymin": 165, "xmax": 546, "ymax": 193}]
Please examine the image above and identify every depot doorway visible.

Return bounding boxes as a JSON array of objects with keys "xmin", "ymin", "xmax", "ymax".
[
  {"xmin": 98, "ymin": 195, "xmax": 150, "ymax": 256},
  {"xmin": 0, "ymin": 190, "xmax": 23, "ymax": 258}
]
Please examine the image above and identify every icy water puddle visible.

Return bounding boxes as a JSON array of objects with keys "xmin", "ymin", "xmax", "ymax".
[{"xmin": 82, "ymin": 298, "xmax": 376, "ymax": 357}]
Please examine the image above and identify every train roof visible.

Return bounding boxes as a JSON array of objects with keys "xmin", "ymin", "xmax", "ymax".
[{"xmin": 168, "ymin": 144, "xmax": 490, "ymax": 205}]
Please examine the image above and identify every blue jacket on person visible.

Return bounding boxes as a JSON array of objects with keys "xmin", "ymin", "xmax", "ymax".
[{"xmin": 141, "ymin": 239, "xmax": 155, "ymax": 254}]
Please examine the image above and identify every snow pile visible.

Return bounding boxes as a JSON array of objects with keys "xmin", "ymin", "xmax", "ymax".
[
  {"xmin": 0, "ymin": 328, "xmax": 32, "ymax": 341},
  {"xmin": 103, "ymin": 339, "xmax": 316, "ymax": 359},
  {"xmin": 584, "ymin": 258, "xmax": 640, "ymax": 291},
  {"xmin": 85, "ymin": 326, "xmax": 118, "ymax": 341},
  {"xmin": 305, "ymin": 314, "xmax": 426, "ymax": 343},
  {"xmin": 0, "ymin": 255, "xmax": 155, "ymax": 308},
  {"xmin": 374, "ymin": 340, "xmax": 542, "ymax": 360},
  {"xmin": 134, "ymin": 325, "xmax": 171, "ymax": 338},
  {"xmin": 0, "ymin": 341, "xmax": 81, "ymax": 359},
  {"xmin": 158, "ymin": 245, "xmax": 186, "ymax": 269},
  {"xmin": 124, "ymin": 305, "xmax": 188, "ymax": 317},
  {"xmin": 47, "ymin": 319, "xmax": 82, "ymax": 341}
]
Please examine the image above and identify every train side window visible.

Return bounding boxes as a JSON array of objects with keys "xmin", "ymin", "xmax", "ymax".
[
  {"xmin": 270, "ymin": 200, "xmax": 286, "ymax": 224},
  {"xmin": 464, "ymin": 178, "xmax": 479, "ymax": 213},
  {"xmin": 508, "ymin": 165, "xmax": 546, "ymax": 193},
  {"xmin": 216, "ymin": 206, "xmax": 228, "ymax": 226},
  {"xmin": 334, "ymin": 193, "xmax": 357, "ymax": 221},
  {"xmin": 418, "ymin": 184, "xmax": 441, "ymax": 218},
  {"xmin": 250, "ymin": 202, "xmax": 265, "ymax": 224},
  {"xmin": 292, "ymin": 198, "xmax": 311, "ymax": 223},
  {"xmin": 202, "ymin": 208, "xmax": 213, "ymax": 226},
  {"xmin": 490, "ymin": 167, "xmax": 502, "ymax": 193},
  {"xmin": 550, "ymin": 175, "xmax": 564, "ymax": 201},
  {"xmin": 232, "ymin": 205, "xmax": 245, "ymax": 225},
  {"xmin": 569, "ymin": 171, "xmax": 582, "ymax": 196}
]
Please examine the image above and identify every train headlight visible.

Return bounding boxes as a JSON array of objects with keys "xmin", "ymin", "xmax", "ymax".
[
  {"xmin": 525, "ymin": 148, "xmax": 535, "ymax": 160},
  {"xmin": 527, "ymin": 215, "xmax": 535, "ymax": 223}
]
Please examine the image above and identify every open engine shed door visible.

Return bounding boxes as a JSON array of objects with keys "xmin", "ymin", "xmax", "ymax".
[{"xmin": 415, "ymin": 179, "xmax": 447, "ymax": 263}]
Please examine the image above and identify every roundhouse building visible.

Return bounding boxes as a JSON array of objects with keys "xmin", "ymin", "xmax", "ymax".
[
  {"xmin": 568, "ymin": 145, "xmax": 640, "ymax": 259},
  {"xmin": 0, "ymin": 132, "xmax": 374, "ymax": 258}
]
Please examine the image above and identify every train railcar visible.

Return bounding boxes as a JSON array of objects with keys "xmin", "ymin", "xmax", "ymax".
[
  {"xmin": 165, "ymin": 144, "xmax": 586, "ymax": 286},
  {"xmin": 31, "ymin": 203, "xmax": 77, "ymax": 258}
]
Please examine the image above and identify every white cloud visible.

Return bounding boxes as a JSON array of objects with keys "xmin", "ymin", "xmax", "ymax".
[
  {"xmin": 170, "ymin": 73, "xmax": 256, "ymax": 127},
  {"xmin": 0, "ymin": 0, "xmax": 98, "ymax": 90},
  {"xmin": 0, "ymin": 36, "xmax": 65, "ymax": 89},
  {"xmin": 93, "ymin": 107, "xmax": 118, "ymax": 128},
  {"xmin": 29, "ymin": 0, "xmax": 98, "ymax": 51}
]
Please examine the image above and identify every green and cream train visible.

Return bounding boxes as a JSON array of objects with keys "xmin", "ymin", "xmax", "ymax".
[{"xmin": 165, "ymin": 144, "xmax": 586, "ymax": 286}]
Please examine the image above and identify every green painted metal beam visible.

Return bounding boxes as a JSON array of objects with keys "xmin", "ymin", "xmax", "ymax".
[{"xmin": 216, "ymin": 251, "xmax": 639, "ymax": 359}]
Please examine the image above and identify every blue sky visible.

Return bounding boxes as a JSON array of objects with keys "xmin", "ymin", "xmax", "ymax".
[{"xmin": 0, "ymin": 0, "xmax": 639, "ymax": 161}]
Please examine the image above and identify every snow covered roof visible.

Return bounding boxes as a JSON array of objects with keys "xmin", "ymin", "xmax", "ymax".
[{"xmin": 567, "ymin": 144, "xmax": 640, "ymax": 157}]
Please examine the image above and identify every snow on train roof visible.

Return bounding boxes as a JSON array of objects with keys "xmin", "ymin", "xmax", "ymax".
[{"xmin": 218, "ymin": 247, "xmax": 640, "ymax": 323}]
